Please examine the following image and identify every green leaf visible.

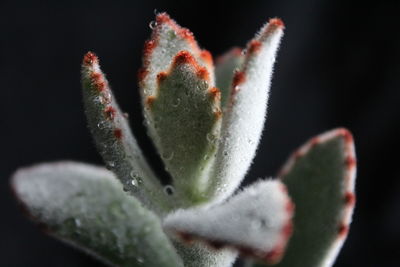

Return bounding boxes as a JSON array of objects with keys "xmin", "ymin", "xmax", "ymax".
[
  {"xmin": 215, "ymin": 47, "xmax": 244, "ymax": 108},
  {"xmin": 11, "ymin": 162, "xmax": 183, "ymax": 267},
  {"xmin": 164, "ymin": 180, "xmax": 294, "ymax": 264},
  {"xmin": 268, "ymin": 128, "xmax": 357, "ymax": 267},
  {"xmin": 207, "ymin": 19, "xmax": 285, "ymax": 203},
  {"xmin": 81, "ymin": 52, "xmax": 169, "ymax": 214},
  {"xmin": 139, "ymin": 12, "xmax": 214, "ymax": 100},
  {"xmin": 145, "ymin": 50, "xmax": 222, "ymax": 205},
  {"xmin": 173, "ymin": 240, "xmax": 237, "ymax": 267}
]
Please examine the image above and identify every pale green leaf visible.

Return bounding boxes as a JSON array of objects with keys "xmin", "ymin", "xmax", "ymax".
[
  {"xmin": 81, "ymin": 52, "xmax": 169, "ymax": 214},
  {"xmin": 11, "ymin": 161, "xmax": 184, "ymax": 267},
  {"xmin": 207, "ymin": 19, "xmax": 285, "ymax": 203},
  {"xmin": 269, "ymin": 128, "xmax": 357, "ymax": 267},
  {"xmin": 164, "ymin": 180, "xmax": 293, "ymax": 264},
  {"xmin": 145, "ymin": 51, "xmax": 222, "ymax": 205}
]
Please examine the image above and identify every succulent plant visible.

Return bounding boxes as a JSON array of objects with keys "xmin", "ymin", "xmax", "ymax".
[{"xmin": 11, "ymin": 12, "xmax": 357, "ymax": 267}]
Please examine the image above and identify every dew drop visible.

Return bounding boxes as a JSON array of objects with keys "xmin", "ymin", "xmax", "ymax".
[
  {"xmin": 97, "ymin": 121, "xmax": 107, "ymax": 129},
  {"xmin": 108, "ymin": 161, "xmax": 115, "ymax": 167},
  {"xmin": 130, "ymin": 171, "xmax": 143, "ymax": 186},
  {"xmin": 75, "ymin": 218, "xmax": 82, "ymax": 227},
  {"xmin": 241, "ymin": 49, "xmax": 247, "ymax": 56},
  {"xmin": 216, "ymin": 183, "xmax": 227, "ymax": 193},
  {"xmin": 162, "ymin": 151, "xmax": 174, "ymax": 160},
  {"xmin": 164, "ymin": 185, "xmax": 175, "ymax": 196},
  {"xmin": 137, "ymin": 257, "xmax": 144, "ymax": 264},
  {"xmin": 172, "ymin": 97, "xmax": 181, "ymax": 107},
  {"xmin": 149, "ymin": 20, "xmax": 157, "ymax": 29}
]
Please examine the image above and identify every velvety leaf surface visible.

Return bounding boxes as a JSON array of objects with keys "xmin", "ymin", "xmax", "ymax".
[
  {"xmin": 164, "ymin": 180, "xmax": 294, "ymax": 264},
  {"xmin": 144, "ymin": 50, "xmax": 222, "ymax": 205},
  {"xmin": 268, "ymin": 128, "xmax": 357, "ymax": 267},
  {"xmin": 207, "ymin": 19, "xmax": 284, "ymax": 203},
  {"xmin": 11, "ymin": 162, "xmax": 183, "ymax": 267},
  {"xmin": 81, "ymin": 52, "xmax": 169, "ymax": 214},
  {"xmin": 173, "ymin": 240, "xmax": 237, "ymax": 267},
  {"xmin": 139, "ymin": 12, "xmax": 214, "ymax": 100}
]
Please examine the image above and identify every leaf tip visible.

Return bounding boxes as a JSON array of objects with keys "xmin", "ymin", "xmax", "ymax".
[
  {"xmin": 269, "ymin": 18, "xmax": 285, "ymax": 29},
  {"xmin": 83, "ymin": 51, "xmax": 98, "ymax": 66}
]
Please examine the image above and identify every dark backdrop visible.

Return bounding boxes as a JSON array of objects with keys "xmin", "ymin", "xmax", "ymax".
[{"xmin": 1, "ymin": 0, "xmax": 399, "ymax": 266}]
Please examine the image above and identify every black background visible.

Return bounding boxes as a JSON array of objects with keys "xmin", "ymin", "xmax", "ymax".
[{"xmin": 2, "ymin": 0, "xmax": 400, "ymax": 266}]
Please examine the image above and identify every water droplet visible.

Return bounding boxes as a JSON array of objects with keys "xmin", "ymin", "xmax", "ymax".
[
  {"xmin": 130, "ymin": 171, "xmax": 143, "ymax": 186},
  {"xmin": 216, "ymin": 183, "xmax": 227, "ymax": 193},
  {"xmin": 164, "ymin": 185, "xmax": 175, "ymax": 196},
  {"xmin": 172, "ymin": 97, "xmax": 181, "ymax": 107},
  {"xmin": 241, "ymin": 49, "xmax": 247, "ymax": 55},
  {"xmin": 162, "ymin": 151, "xmax": 174, "ymax": 160},
  {"xmin": 94, "ymin": 96, "xmax": 104, "ymax": 103},
  {"xmin": 137, "ymin": 257, "xmax": 144, "ymax": 264},
  {"xmin": 97, "ymin": 121, "xmax": 107, "ymax": 129},
  {"xmin": 149, "ymin": 20, "xmax": 157, "ymax": 29},
  {"xmin": 75, "ymin": 218, "xmax": 82, "ymax": 227},
  {"xmin": 203, "ymin": 154, "xmax": 209, "ymax": 160},
  {"xmin": 123, "ymin": 112, "xmax": 129, "ymax": 118},
  {"xmin": 108, "ymin": 161, "xmax": 115, "ymax": 167}
]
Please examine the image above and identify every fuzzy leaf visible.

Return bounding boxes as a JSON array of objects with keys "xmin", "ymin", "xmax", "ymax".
[
  {"xmin": 215, "ymin": 47, "xmax": 244, "ymax": 108},
  {"xmin": 269, "ymin": 128, "xmax": 357, "ymax": 267},
  {"xmin": 173, "ymin": 240, "xmax": 237, "ymax": 267},
  {"xmin": 11, "ymin": 162, "xmax": 183, "ymax": 267},
  {"xmin": 139, "ymin": 13, "xmax": 219, "ymax": 205},
  {"xmin": 81, "ymin": 52, "xmax": 169, "ymax": 214},
  {"xmin": 164, "ymin": 180, "xmax": 294, "ymax": 264},
  {"xmin": 139, "ymin": 12, "xmax": 214, "ymax": 99},
  {"xmin": 207, "ymin": 19, "xmax": 284, "ymax": 203},
  {"xmin": 144, "ymin": 50, "xmax": 222, "ymax": 205}
]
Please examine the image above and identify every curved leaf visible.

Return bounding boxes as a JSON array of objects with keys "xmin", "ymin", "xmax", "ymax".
[
  {"xmin": 272, "ymin": 128, "xmax": 357, "ymax": 267},
  {"xmin": 11, "ymin": 162, "xmax": 183, "ymax": 267},
  {"xmin": 81, "ymin": 52, "xmax": 169, "ymax": 214},
  {"xmin": 164, "ymin": 180, "xmax": 294, "ymax": 264},
  {"xmin": 144, "ymin": 50, "xmax": 222, "ymax": 205},
  {"xmin": 207, "ymin": 18, "xmax": 285, "ymax": 203}
]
